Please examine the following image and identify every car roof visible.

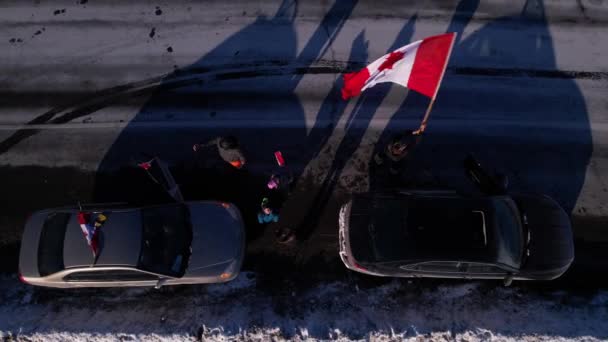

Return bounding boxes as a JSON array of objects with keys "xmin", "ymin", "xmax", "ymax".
[
  {"xmin": 406, "ymin": 196, "xmax": 491, "ymax": 251},
  {"xmin": 349, "ymin": 193, "xmax": 507, "ymax": 265},
  {"xmin": 63, "ymin": 209, "xmax": 143, "ymax": 269}
]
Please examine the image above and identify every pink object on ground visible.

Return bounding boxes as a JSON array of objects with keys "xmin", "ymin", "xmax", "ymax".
[{"xmin": 267, "ymin": 176, "xmax": 279, "ymax": 189}]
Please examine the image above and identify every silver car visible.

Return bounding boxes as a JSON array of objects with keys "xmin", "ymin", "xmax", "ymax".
[{"xmin": 18, "ymin": 201, "xmax": 245, "ymax": 288}]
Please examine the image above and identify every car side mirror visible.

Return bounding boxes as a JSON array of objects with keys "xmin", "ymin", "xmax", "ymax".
[
  {"xmin": 463, "ymin": 154, "xmax": 508, "ymax": 195},
  {"xmin": 503, "ymin": 274, "xmax": 513, "ymax": 287},
  {"xmin": 154, "ymin": 279, "xmax": 167, "ymax": 290}
]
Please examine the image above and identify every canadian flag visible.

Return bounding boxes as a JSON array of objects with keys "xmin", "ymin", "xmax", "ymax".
[
  {"xmin": 341, "ymin": 33, "xmax": 456, "ymax": 100},
  {"xmin": 77, "ymin": 212, "xmax": 100, "ymax": 257}
]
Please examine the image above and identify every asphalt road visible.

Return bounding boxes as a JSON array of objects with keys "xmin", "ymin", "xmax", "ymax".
[{"xmin": 1, "ymin": 0, "xmax": 608, "ymax": 288}]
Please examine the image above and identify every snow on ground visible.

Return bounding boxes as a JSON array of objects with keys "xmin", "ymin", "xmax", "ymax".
[{"xmin": 1, "ymin": 273, "xmax": 607, "ymax": 341}]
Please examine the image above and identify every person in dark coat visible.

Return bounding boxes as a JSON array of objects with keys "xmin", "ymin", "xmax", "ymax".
[
  {"xmin": 373, "ymin": 128, "xmax": 423, "ymax": 175},
  {"xmin": 193, "ymin": 136, "xmax": 246, "ymax": 169}
]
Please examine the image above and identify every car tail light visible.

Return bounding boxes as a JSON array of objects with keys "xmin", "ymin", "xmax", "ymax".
[
  {"xmin": 221, "ymin": 203, "xmax": 230, "ymax": 209},
  {"xmin": 219, "ymin": 272, "xmax": 231, "ymax": 280},
  {"xmin": 353, "ymin": 263, "xmax": 367, "ymax": 271},
  {"xmin": 18, "ymin": 272, "xmax": 28, "ymax": 284}
]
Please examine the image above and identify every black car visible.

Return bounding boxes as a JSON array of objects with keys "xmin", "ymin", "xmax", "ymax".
[{"xmin": 338, "ymin": 190, "xmax": 574, "ymax": 283}]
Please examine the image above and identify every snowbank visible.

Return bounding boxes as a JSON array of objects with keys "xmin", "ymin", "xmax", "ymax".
[{"xmin": 1, "ymin": 273, "xmax": 607, "ymax": 341}]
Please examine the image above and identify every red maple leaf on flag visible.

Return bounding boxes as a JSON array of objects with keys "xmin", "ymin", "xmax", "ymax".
[{"xmin": 378, "ymin": 51, "xmax": 405, "ymax": 72}]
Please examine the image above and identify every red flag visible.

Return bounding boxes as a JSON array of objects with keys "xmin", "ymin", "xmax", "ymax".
[{"xmin": 342, "ymin": 33, "xmax": 456, "ymax": 100}]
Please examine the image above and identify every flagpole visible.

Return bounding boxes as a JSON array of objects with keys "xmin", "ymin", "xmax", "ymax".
[
  {"xmin": 417, "ymin": 32, "xmax": 457, "ymax": 133},
  {"xmin": 419, "ymin": 98, "xmax": 435, "ymax": 129}
]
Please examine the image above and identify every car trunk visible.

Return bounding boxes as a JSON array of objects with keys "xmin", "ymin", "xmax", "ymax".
[
  {"xmin": 514, "ymin": 194, "xmax": 574, "ymax": 279},
  {"xmin": 183, "ymin": 202, "xmax": 244, "ymax": 276}
]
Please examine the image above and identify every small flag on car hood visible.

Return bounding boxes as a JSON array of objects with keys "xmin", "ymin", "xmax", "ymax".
[{"xmin": 77, "ymin": 212, "xmax": 104, "ymax": 257}]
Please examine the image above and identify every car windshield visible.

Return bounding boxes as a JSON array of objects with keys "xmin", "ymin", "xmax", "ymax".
[
  {"xmin": 492, "ymin": 198, "xmax": 524, "ymax": 268},
  {"xmin": 138, "ymin": 204, "xmax": 192, "ymax": 277},
  {"xmin": 38, "ymin": 212, "xmax": 70, "ymax": 276},
  {"xmin": 368, "ymin": 198, "xmax": 407, "ymax": 262}
]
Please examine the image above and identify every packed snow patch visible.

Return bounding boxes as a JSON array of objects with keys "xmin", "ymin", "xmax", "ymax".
[{"xmin": 1, "ymin": 274, "xmax": 607, "ymax": 341}]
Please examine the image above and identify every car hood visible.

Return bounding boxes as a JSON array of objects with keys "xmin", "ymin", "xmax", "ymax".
[
  {"xmin": 184, "ymin": 202, "xmax": 245, "ymax": 276},
  {"xmin": 514, "ymin": 194, "xmax": 574, "ymax": 277}
]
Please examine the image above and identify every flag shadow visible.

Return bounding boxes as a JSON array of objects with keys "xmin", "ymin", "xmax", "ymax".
[{"xmin": 292, "ymin": 15, "xmax": 419, "ymax": 241}]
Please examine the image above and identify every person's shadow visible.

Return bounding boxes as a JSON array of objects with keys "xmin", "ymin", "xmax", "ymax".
[
  {"xmin": 92, "ymin": 0, "xmax": 359, "ymax": 235},
  {"xmin": 289, "ymin": 15, "xmax": 419, "ymax": 240}
]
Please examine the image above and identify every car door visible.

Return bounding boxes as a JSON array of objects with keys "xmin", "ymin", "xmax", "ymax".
[
  {"xmin": 62, "ymin": 268, "xmax": 161, "ymax": 287},
  {"xmin": 138, "ymin": 157, "xmax": 184, "ymax": 202},
  {"xmin": 366, "ymin": 261, "xmax": 413, "ymax": 277},
  {"xmin": 402, "ymin": 261, "xmax": 469, "ymax": 279}
]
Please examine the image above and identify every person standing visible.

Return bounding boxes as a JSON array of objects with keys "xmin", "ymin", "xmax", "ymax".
[
  {"xmin": 193, "ymin": 136, "xmax": 246, "ymax": 169},
  {"xmin": 373, "ymin": 126, "xmax": 424, "ymax": 175},
  {"xmin": 257, "ymin": 198, "xmax": 279, "ymax": 224}
]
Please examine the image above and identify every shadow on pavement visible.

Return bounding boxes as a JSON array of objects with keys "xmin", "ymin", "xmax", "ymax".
[
  {"xmin": 371, "ymin": 0, "xmax": 592, "ymax": 215},
  {"xmin": 0, "ymin": 0, "xmax": 599, "ymax": 294},
  {"xmin": 92, "ymin": 0, "xmax": 359, "ymax": 261},
  {"xmin": 293, "ymin": 15, "xmax": 418, "ymax": 240}
]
